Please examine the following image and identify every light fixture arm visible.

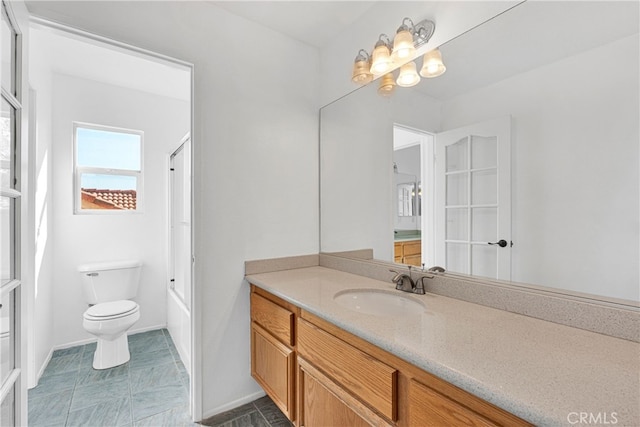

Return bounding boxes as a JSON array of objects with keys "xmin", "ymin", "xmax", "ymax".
[
  {"xmin": 374, "ymin": 33, "xmax": 392, "ymax": 49},
  {"xmin": 398, "ymin": 17, "xmax": 415, "ymax": 33},
  {"xmin": 355, "ymin": 49, "xmax": 370, "ymax": 62},
  {"xmin": 413, "ymin": 19, "xmax": 436, "ymax": 48}
]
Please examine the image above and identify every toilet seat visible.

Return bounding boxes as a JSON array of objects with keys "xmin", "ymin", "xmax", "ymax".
[{"xmin": 84, "ymin": 300, "xmax": 139, "ymax": 321}]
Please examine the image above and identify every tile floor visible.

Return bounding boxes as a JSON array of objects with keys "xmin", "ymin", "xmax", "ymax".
[
  {"xmin": 28, "ymin": 329, "xmax": 193, "ymax": 426},
  {"xmin": 199, "ymin": 396, "xmax": 292, "ymax": 427},
  {"xmin": 28, "ymin": 328, "xmax": 291, "ymax": 427}
]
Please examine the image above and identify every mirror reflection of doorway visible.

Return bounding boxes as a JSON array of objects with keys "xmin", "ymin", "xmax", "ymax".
[
  {"xmin": 393, "ymin": 125, "xmax": 434, "ymax": 268},
  {"xmin": 434, "ymin": 116, "xmax": 511, "ymax": 280}
]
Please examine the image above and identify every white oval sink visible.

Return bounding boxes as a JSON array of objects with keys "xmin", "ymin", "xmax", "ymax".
[{"xmin": 333, "ymin": 289, "xmax": 425, "ymax": 317}]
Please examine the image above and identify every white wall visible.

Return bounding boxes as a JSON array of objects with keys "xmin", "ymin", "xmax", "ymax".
[
  {"xmin": 51, "ymin": 74, "xmax": 189, "ymax": 346},
  {"xmin": 24, "ymin": 1, "xmax": 320, "ymax": 417},
  {"xmin": 441, "ymin": 35, "xmax": 639, "ymax": 301},
  {"xmin": 27, "ymin": 60, "xmax": 55, "ymax": 383},
  {"xmin": 320, "ymin": 84, "xmax": 441, "ymax": 261}
]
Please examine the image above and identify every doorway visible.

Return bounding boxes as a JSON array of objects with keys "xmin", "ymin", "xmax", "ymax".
[
  {"xmin": 27, "ymin": 18, "xmax": 198, "ymax": 421},
  {"xmin": 393, "ymin": 125, "xmax": 434, "ymax": 268},
  {"xmin": 434, "ymin": 116, "xmax": 512, "ymax": 280}
]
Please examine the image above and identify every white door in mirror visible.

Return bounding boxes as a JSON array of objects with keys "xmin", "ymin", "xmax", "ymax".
[{"xmin": 435, "ymin": 115, "xmax": 512, "ymax": 280}]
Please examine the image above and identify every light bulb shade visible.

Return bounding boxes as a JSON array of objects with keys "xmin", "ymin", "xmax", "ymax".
[
  {"xmin": 377, "ymin": 73, "xmax": 396, "ymax": 97},
  {"xmin": 396, "ymin": 61, "xmax": 420, "ymax": 87},
  {"xmin": 392, "ymin": 29, "xmax": 415, "ymax": 61},
  {"xmin": 420, "ymin": 48, "xmax": 446, "ymax": 78},
  {"xmin": 370, "ymin": 43, "xmax": 393, "ymax": 75},
  {"xmin": 352, "ymin": 58, "xmax": 373, "ymax": 84}
]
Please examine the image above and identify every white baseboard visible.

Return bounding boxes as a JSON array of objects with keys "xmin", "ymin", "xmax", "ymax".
[
  {"xmin": 50, "ymin": 323, "xmax": 168, "ymax": 352},
  {"xmin": 31, "ymin": 323, "xmax": 169, "ymax": 389},
  {"xmin": 30, "ymin": 348, "xmax": 54, "ymax": 390},
  {"xmin": 199, "ymin": 390, "xmax": 266, "ymax": 422},
  {"xmin": 128, "ymin": 323, "xmax": 168, "ymax": 335}
]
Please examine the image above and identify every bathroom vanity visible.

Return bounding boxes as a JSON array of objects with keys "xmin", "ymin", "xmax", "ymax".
[
  {"xmin": 250, "ymin": 284, "xmax": 528, "ymax": 426},
  {"xmin": 246, "ymin": 263, "xmax": 640, "ymax": 426}
]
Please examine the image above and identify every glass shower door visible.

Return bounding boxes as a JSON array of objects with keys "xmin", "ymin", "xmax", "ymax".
[
  {"xmin": 168, "ymin": 136, "xmax": 192, "ymax": 381},
  {"xmin": 170, "ymin": 140, "xmax": 191, "ymax": 309}
]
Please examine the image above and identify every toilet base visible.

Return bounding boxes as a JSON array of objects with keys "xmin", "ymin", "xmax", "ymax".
[{"xmin": 92, "ymin": 333, "xmax": 131, "ymax": 370}]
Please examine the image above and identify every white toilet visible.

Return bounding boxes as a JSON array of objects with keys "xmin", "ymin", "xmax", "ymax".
[{"xmin": 78, "ymin": 260, "xmax": 142, "ymax": 370}]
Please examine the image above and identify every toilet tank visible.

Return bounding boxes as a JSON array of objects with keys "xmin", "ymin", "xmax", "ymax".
[{"xmin": 78, "ymin": 260, "xmax": 142, "ymax": 304}]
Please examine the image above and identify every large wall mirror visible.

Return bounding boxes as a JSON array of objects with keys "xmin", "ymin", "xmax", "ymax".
[{"xmin": 320, "ymin": 1, "xmax": 639, "ymax": 305}]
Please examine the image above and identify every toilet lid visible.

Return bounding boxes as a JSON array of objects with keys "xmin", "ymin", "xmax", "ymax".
[{"xmin": 85, "ymin": 300, "xmax": 138, "ymax": 318}]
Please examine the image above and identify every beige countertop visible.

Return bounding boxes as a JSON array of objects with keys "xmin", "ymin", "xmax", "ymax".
[{"xmin": 246, "ymin": 266, "xmax": 640, "ymax": 427}]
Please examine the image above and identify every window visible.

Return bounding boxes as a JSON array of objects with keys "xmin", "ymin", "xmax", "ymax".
[{"xmin": 74, "ymin": 123, "xmax": 143, "ymax": 213}]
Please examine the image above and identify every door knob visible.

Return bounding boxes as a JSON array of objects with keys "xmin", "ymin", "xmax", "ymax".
[{"xmin": 488, "ymin": 239, "xmax": 509, "ymax": 248}]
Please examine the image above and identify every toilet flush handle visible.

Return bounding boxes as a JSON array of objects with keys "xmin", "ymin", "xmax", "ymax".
[{"xmin": 86, "ymin": 273, "xmax": 99, "ymax": 277}]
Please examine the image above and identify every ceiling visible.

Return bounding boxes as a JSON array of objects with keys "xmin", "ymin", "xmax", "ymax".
[
  {"xmin": 26, "ymin": 1, "xmax": 639, "ymax": 104},
  {"xmin": 30, "ymin": 24, "xmax": 191, "ymax": 101},
  {"xmin": 26, "ymin": 0, "xmax": 376, "ymax": 100},
  {"xmin": 210, "ymin": 1, "xmax": 376, "ymax": 48},
  {"xmin": 414, "ymin": 0, "xmax": 639, "ymax": 101}
]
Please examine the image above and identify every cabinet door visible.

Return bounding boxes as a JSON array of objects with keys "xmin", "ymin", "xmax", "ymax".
[
  {"xmin": 409, "ymin": 379, "xmax": 496, "ymax": 427},
  {"xmin": 297, "ymin": 318, "xmax": 397, "ymax": 421},
  {"xmin": 298, "ymin": 358, "xmax": 392, "ymax": 427},
  {"xmin": 394, "ymin": 242, "xmax": 403, "ymax": 260},
  {"xmin": 251, "ymin": 323, "xmax": 295, "ymax": 421}
]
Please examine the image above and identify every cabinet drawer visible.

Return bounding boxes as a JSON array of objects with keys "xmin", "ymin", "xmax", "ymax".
[
  {"xmin": 251, "ymin": 323, "xmax": 295, "ymax": 420},
  {"xmin": 409, "ymin": 379, "xmax": 496, "ymax": 427},
  {"xmin": 251, "ymin": 292, "xmax": 294, "ymax": 346},
  {"xmin": 297, "ymin": 318, "xmax": 397, "ymax": 421},
  {"xmin": 403, "ymin": 254, "xmax": 422, "ymax": 266},
  {"xmin": 403, "ymin": 240, "xmax": 421, "ymax": 256}
]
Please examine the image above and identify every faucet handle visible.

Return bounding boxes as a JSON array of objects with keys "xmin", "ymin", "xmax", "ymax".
[{"xmin": 389, "ymin": 269, "xmax": 401, "ymax": 283}]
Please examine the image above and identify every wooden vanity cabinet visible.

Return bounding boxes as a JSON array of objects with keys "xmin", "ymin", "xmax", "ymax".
[
  {"xmin": 409, "ymin": 379, "xmax": 495, "ymax": 427},
  {"xmin": 296, "ymin": 311, "xmax": 531, "ymax": 427},
  {"xmin": 250, "ymin": 286, "xmax": 532, "ymax": 427},
  {"xmin": 250, "ymin": 287, "xmax": 297, "ymax": 421},
  {"xmin": 298, "ymin": 358, "xmax": 390, "ymax": 427},
  {"xmin": 394, "ymin": 240, "xmax": 421, "ymax": 266},
  {"xmin": 297, "ymin": 317, "xmax": 397, "ymax": 426}
]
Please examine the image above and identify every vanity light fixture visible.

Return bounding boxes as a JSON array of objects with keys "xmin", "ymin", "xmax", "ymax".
[
  {"xmin": 377, "ymin": 72, "xmax": 396, "ymax": 97},
  {"xmin": 420, "ymin": 48, "xmax": 446, "ymax": 78},
  {"xmin": 397, "ymin": 61, "xmax": 421, "ymax": 87},
  {"xmin": 351, "ymin": 49, "xmax": 373, "ymax": 84},
  {"xmin": 370, "ymin": 34, "xmax": 393, "ymax": 75},
  {"xmin": 350, "ymin": 17, "xmax": 443, "ymax": 96}
]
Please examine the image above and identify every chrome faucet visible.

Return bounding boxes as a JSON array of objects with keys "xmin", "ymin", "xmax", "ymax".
[
  {"xmin": 414, "ymin": 275, "xmax": 434, "ymax": 294},
  {"xmin": 389, "ymin": 266, "xmax": 416, "ymax": 293}
]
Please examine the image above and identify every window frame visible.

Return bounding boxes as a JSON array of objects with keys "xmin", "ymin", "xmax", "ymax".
[{"xmin": 73, "ymin": 122, "xmax": 144, "ymax": 214}]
